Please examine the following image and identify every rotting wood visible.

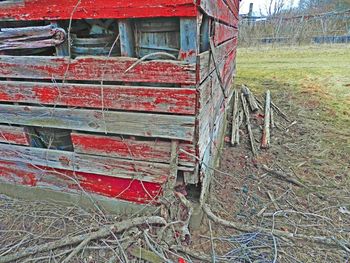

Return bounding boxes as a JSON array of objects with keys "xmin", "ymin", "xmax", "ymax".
[
  {"xmin": 233, "ymin": 111, "xmax": 244, "ymax": 145},
  {"xmin": 0, "ymin": 160, "xmax": 162, "ymax": 204},
  {"xmin": 0, "ymin": 56, "xmax": 196, "ymax": 85},
  {"xmin": 0, "ymin": 104, "xmax": 195, "ymax": 141},
  {"xmin": 0, "ymin": 144, "xmax": 170, "ymax": 184},
  {"xmin": 0, "ymin": 0, "xmax": 197, "ymax": 21},
  {"xmin": 261, "ymin": 90, "xmax": 271, "ymax": 149},
  {"xmin": 241, "ymin": 85, "xmax": 259, "ymax": 112},
  {"xmin": 0, "ymin": 81, "xmax": 197, "ymax": 115},
  {"xmin": 0, "ymin": 216, "xmax": 166, "ymax": 263},
  {"xmin": 0, "ymin": 125, "xmax": 29, "ymax": 146},
  {"xmin": 0, "ymin": 25, "xmax": 66, "ymax": 51},
  {"xmin": 230, "ymin": 89, "xmax": 239, "ymax": 145},
  {"xmin": 241, "ymin": 93, "xmax": 257, "ymax": 157},
  {"xmin": 213, "ymin": 20, "xmax": 238, "ymax": 46},
  {"xmin": 71, "ymin": 133, "xmax": 196, "ymax": 168}
]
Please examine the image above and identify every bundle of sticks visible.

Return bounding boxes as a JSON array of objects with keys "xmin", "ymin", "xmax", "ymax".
[{"xmin": 231, "ymin": 85, "xmax": 292, "ymax": 156}]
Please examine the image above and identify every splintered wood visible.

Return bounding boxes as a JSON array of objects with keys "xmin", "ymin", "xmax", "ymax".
[{"xmin": 231, "ymin": 85, "xmax": 293, "ymax": 156}]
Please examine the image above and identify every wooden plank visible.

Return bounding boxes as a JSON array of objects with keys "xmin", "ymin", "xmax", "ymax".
[
  {"xmin": 179, "ymin": 18, "xmax": 198, "ymax": 63},
  {"xmin": 200, "ymin": 0, "xmax": 237, "ymax": 26},
  {"xmin": 71, "ymin": 132, "xmax": 196, "ymax": 167},
  {"xmin": 0, "ymin": 0, "xmax": 197, "ymax": 21},
  {"xmin": 223, "ymin": 0, "xmax": 240, "ymax": 24},
  {"xmin": 0, "ymin": 81, "xmax": 197, "ymax": 115},
  {"xmin": 199, "ymin": 37, "xmax": 238, "ymax": 83},
  {"xmin": 0, "ymin": 160, "xmax": 162, "ymax": 204},
  {"xmin": 213, "ymin": 21, "xmax": 238, "ymax": 46},
  {"xmin": 0, "ymin": 144, "xmax": 169, "ymax": 184},
  {"xmin": 0, "ymin": 56, "xmax": 196, "ymax": 85},
  {"xmin": 0, "ymin": 125, "xmax": 29, "ymax": 145},
  {"xmin": 0, "ymin": 105, "xmax": 195, "ymax": 141},
  {"xmin": 119, "ymin": 20, "xmax": 136, "ymax": 57}
]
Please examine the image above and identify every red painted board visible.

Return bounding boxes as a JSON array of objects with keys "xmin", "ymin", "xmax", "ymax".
[
  {"xmin": 0, "ymin": 56, "xmax": 196, "ymax": 85},
  {"xmin": 0, "ymin": 125, "xmax": 29, "ymax": 145},
  {"xmin": 223, "ymin": 0, "xmax": 240, "ymax": 22},
  {"xmin": 71, "ymin": 132, "xmax": 196, "ymax": 167},
  {"xmin": 0, "ymin": 81, "xmax": 197, "ymax": 115},
  {"xmin": 0, "ymin": 160, "xmax": 162, "ymax": 204},
  {"xmin": 214, "ymin": 21, "xmax": 239, "ymax": 46},
  {"xmin": 200, "ymin": 0, "xmax": 237, "ymax": 26},
  {"xmin": 0, "ymin": 0, "xmax": 197, "ymax": 21}
]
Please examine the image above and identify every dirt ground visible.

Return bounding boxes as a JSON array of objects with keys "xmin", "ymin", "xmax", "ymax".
[{"xmin": 0, "ymin": 45, "xmax": 349, "ymax": 262}]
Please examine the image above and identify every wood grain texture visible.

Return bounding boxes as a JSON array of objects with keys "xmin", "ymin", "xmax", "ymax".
[
  {"xmin": 213, "ymin": 21, "xmax": 238, "ymax": 46},
  {"xmin": 0, "ymin": 81, "xmax": 197, "ymax": 115},
  {"xmin": 71, "ymin": 132, "xmax": 196, "ymax": 167},
  {"xmin": 199, "ymin": 37, "xmax": 238, "ymax": 83},
  {"xmin": 0, "ymin": 0, "xmax": 197, "ymax": 21},
  {"xmin": 0, "ymin": 144, "xmax": 169, "ymax": 184},
  {"xmin": 200, "ymin": 0, "xmax": 237, "ymax": 26},
  {"xmin": 0, "ymin": 105, "xmax": 195, "ymax": 141},
  {"xmin": 0, "ymin": 125, "xmax": 29, "ymax": 145},
  {"xmin": 0, "ymin": 160, "xmax": 162, "ymax": 204},
  {"xmin": 0, "ymin": 56, "xmax": 196, "ymax": 85}
]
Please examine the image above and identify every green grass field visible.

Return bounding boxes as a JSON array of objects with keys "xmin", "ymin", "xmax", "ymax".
[{"xmin": 236, "ymin": 45, "xmax": 350, "ymax": 129}]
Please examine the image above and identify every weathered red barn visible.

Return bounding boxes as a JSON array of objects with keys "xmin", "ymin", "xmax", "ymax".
[{"xmin": 0, "ymin": 0, "xmax": 239, "ymax": 215}]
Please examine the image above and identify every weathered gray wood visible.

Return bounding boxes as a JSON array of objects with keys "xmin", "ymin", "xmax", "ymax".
[
  {"xmin": 241, "ymin": 93, "xmax": 257, "ymax": 157},
  {"xmin": 230, "ymin": 89, "xmax": 239, "ymax": 145},
  {"xmin": 241, "ymin": 85, "xmax": 259, "ymax": 112},
  {"xmin": 164, "ymin": 140, "xmax": 179, "ymax": 195},
  {"xmin": 0, "ymin": 25, "xmax": 66, "ymax": 51},
  {"xmin": 261, "ymin": 90, "xmax": 271, "ymax": 149},
  {"xmin": 0, "ymin": 56, "xmax": 196, "ymax": 85},
  {"xmin": 0, "ymin": 105, "xmax": 195, "ymax": 141},
  {"xmin": 0, "ymin": 144, "xmax": 169, "ymax": 184}
]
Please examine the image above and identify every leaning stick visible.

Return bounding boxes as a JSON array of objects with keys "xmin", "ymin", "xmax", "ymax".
[
  {"xmin": 241, "ymin": 93, "xmax": 257, "ymax": 157},
  {"xmin": 234, "ymin": 111, "xmax": 244, "ymax": 145},
  {"xmin": 261, "ymin": 90, "xmax": 271, "ymax": 149},
  {"xmin": 0, "ymin": 216, "xmax": 166, "ymax": 263},
  {"xmin": 241, "ymin": 85, "xmax": 259, "ymax": 112},
  {"xmin": 230, "ymin": 90, "xmax": 239, "ymax": 146}
]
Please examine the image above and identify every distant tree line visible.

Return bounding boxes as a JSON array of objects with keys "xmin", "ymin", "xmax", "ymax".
[{"xmin": 299, "ymin": 0, "xmax": 350, "ymax": 13}]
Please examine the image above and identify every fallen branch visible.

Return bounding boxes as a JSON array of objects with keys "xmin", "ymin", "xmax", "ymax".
[
  {"xmin": 0, "ymin": 216, "xmax": 166, "ymax": 263},
  {"xmin": 261, "ymin": 90, "xmax": 271, "ymax": 149},
  {"xmin": 241, "ymin": 93, "xmax": 257, "ymax": 157},
  {"xmin": 203, "ymin": 204, "xmax": 349, "ymax": 252},
  {"xmin": 271, "ymin": 101, "xmax": 290, "ymax": 123},
  {"xmin": 262, "ymin": 165, "xmax": 306, "ymax": 187},
  {"xmin": 172, "ymin": 245, "xmax": 212, "ymax": 262}
]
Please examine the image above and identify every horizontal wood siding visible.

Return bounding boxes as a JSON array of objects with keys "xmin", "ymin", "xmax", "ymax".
[
  {"xmin": 0, "ymin": 105, "xmax": 195, "ymax": 141},
  {"xmin": 71, "ymin": 133, "xmax": 196, "ymax": 168},
  {"xmin": 0, "ymin": 81, "xmax": 197, "ymax": 115},
  {"xmin": 0, "ymin": 125, "xmax": 29, "ymax": 145},
  {"xmin": 0, "ymin": 0, "xmax": 197, "ymax": 21},
  {"xmin": 200, "ymin": 0, "xmax": 236, "ymax": 26},
  {"xmin": 0, "ymin": 160, "xmax": 162, "ymax": 204},
  {"xmin": 0, "ymin": 144, "xmax": 169, "ymax": 184},
  {"xmin": 0, "ymin": 56, "xmax": 196, "ymax": 85},
  {"xmin": 213, "ymin": 21, "xmax": 238, "ymax": 46},
  {"xmin": 199, "ymin": 37, "xmax": 238, "ymax": 83}
]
